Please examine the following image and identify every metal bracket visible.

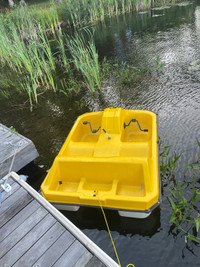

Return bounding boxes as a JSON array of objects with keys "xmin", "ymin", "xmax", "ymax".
[
  {"xmin": 1, "ymin": 183, "xmax": 12, "ymax": 192},
  {"xmin": 0, "ymin": 174, "xmax": 12, "ymax": 193}
]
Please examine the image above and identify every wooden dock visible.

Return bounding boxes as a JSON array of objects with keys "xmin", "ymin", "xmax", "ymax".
[
  {"xmin": 0, "ymin": 123, "xmax": 39, "ymax": 179},
  {"xmin": 0, "ymin": 172, "xmax": 119, "ymax": 267}
]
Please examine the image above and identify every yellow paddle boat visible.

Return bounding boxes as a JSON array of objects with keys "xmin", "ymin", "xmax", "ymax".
[{"xmin": 41, "ymin": 108, "xmax": 160, "ymax": 218}]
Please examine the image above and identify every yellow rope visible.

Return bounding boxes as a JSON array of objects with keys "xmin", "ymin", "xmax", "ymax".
[
  {"xmin": 97, "ymin": 191, "xmax": 122, "ymax": 267},
  {"xmin": 96, "ymin": 191, "xmax": 135, "ymax": 267}
]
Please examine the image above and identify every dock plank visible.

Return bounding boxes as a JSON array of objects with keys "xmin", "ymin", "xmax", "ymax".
[
  {"xmin": 0, "ymin": 205, "xmax": 48, "ymax": 257},
  {"xmin": 32, "ymin": 231, "xmax": 76, "ymax": 267},
  {"xmin": 0, "ymin": 199, "xmax": 40, "ymax": 242},
  {"xmin": 53, "ymin": 240, "xmax": 87, "ymax": 267},
  {"xmin": 13, "ymin": 222, "xmax": 66, "ymax": 267},
  {"xmin": 0, "ymin": 187, "xmax": 33, "ymax": 228},
  {"xmin": 0, "ymin": 213, "xmax": 56, "ymax": 266},
  {"xmin": 0, "ymin": 180, "xmax": 20, "ymax": 203}
]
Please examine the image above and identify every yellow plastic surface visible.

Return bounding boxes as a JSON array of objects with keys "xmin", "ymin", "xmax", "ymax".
[{"xmin": 41, "ymin": 108, "xmax": 160, "ymax": 212}]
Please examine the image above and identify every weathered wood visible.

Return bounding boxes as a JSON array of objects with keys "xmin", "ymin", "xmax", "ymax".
[
  {"xmin": 32, "ymin": 231, "xmax": 76, "ymax": 267},
  {"xmin": 0, "ymin": 130, "xmax": 23, "ymax": 155},
  {"xmin": 0, "ymin": 186, "xmax": 26, "ymax": 212},
  {"xmin": 13, "ymin": 222, "xmax": 66, "ymax": 267},
  {"xmin": 53, "ymin": 240, "xmax": 87, "ymax": 267},
  {"xmin": 12, "ymin": 173, "xmax": 119, "ymax": 267},
  {"xmin": 0, "ymin": 205, "xmax": 48, "ymax": 257},
  {"xmin": 0, "ymin": 123, "xmax": 39, "ymax": 178},
  {"xmin": 0, "ymin": 199, "xmax": 40, "ymax": 242},
  {"xmin": 73, "ymin": 250, "xmax": 93, "ymax": 267},
  {"xmin": 86, "ymin": 256, "xmax": 106, "ymax": 267},
  {"xmin": 0, "ymin": 187, "xmax": 33, "ymax": 228},
  {"xmin": 0, "ymin": 213, "xmax": 56, "ymax": 266},
  {"xmin": 0, "ymin": 179, "xmax": 20, "ymax": 203},
  {"xmin": 0, "ymin": 174, "xmax": 119, "ymax": 267}
]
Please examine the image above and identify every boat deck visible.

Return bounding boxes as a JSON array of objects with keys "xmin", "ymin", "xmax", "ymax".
[{"xmin": 0, "ymin": 172, "xmax": 119, "ymax": 267}]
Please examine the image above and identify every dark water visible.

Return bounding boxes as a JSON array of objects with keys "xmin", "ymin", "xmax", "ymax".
[{"xmin": 1, "ymin": 1, "xmax": 200, "ymax": 266}]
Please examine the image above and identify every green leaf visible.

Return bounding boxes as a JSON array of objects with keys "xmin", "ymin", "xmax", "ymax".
[
  {"xmin": 178, "ymin": 210, "xmax": 182, "ymax": 221},
  {"xmin": 187, "ymin": 233, "xmax": 200, "ymax": 243},
  {"xmin": 186, "ymin": 163, "xmax": 194, "ymax": 169},
  {"xmin": 168, "ymin": 187, "xmax": 177, "ymax": 199},
  {"xmin": 186, "ymin": 163, "xmax": 200, "ymax": 170},
  {"xmin": 181, "ymin": 196, "xmax": 187, "ymax": 205},
  {"xmin": 169, "ymin": 214, "xmax": 177, "ymax": 223},
  {"xmin": 194, "ymin": 218, "xmax": 200, "ymax": 233},
  {"xmin": 196, "ymin": 138, "xmax": 200, "ymax": 147},
  {"xmin": 180, "ymin": 181, "xmax": 188, "ymax": 188},
  {"xmin": 174, "ymin": 153, "xmax": 181, "ymax": 162},
  {"xmin": 169, "ymin": 197, "xmax": 177, "ymax": 211}
]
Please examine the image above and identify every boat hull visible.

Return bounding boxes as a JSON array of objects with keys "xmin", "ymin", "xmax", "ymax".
[{"xmin": 49, "ymin": 201, "xmax": 161, "ymax": 218}]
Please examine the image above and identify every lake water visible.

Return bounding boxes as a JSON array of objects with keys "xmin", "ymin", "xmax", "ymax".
[{"xmin": 1, "ymin": 1, "xmax": 200, "ymax": 266}]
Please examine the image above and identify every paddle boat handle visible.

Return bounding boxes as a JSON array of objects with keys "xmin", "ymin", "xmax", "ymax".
[
  {"xmin": 102, "ymin": 129, "xmax": 111, "ymax": 140},
  {"xmin": 83, "ymin": 121, "xmax": 111, "ymax": 139},
  {"xmin": 83, "ymin": 121, "xmax": 101, "ymax": 133},
  {"xmin": 124, "ymin": 119, "xmax": 148, "ymax": 132}
]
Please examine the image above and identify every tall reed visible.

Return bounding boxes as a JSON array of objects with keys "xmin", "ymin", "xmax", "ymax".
[
  {"xmin": 0, "ymin": 5, "xmax": 103, "ymax": 105},
  {"xmin": 57, "ymin": 0, "xmax": 155, "ymax": 28},
  {"xmin": 0, "ymin": 6, "xmax": 70, "ymax": 106},
  {"xmin": 67, "ymin": 30, "xmax": 101, "ymax": 93}
]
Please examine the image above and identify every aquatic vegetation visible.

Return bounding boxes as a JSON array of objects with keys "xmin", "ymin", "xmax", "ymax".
[
  {"xmin": 1, "ymin": 5, "xmax": 139, "ymax": 105},
  {"xmin": 168, "ymin": 139, "xmax": 200, "ymax": 244},
  {"xmin": 118, "ymin": 62, "xmax": 144, "ymax": 84},
  {"xmin": 186, "ymin": 138, "xmax": 200, "ymax": 181},
  {"xmin": 49, "ymin": 0, "xmax": 155, "ymax": 28},
  {"xmin": 159, "ymin": 141, "xmax": 181, "ymax": 181},
  {"xmin": 9, "ymin": 126, "xmax": 18, "ymax": 134},
  {"xmin": 153, "ymin": 0, "xmax": 182, "ymax": 8},
  {"xmin": 67, "ymin": 30, "xmax": 101, "ymax": 93},
  {"xmin": 0, "ymin": 6, "xmax": 70, "ymax": 107},
  {"xmin": 168, "ymin": 179, "xmax": 200, "ymax": 243},
  {"xmin": 154, "ymin": 56, "xmax": 165, "ymax": 71},
  {"xmin": 0, "ymin": 0, "xmax": 183, "ymax": 107},
  {"xmin": 2, "ymin": 0, "xmax": 183, "ymax": 29},
  {"xmin": 159, "ymin": 138, "xmax": 200, "ymax": 243},
  {"xmin": 57, "ymin": 28, "xmax": 69, "ymax": 71},
  {"xmin": 100, "ymin": 58, "xmax": 145, "ymax": 85},
  {"xmin": 175, "ymin": 2, "xmax": 192, "ymax": 7},
  {"xmin": 0, "ymin": 4, "xmax": 103, "ymax": 105}
]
